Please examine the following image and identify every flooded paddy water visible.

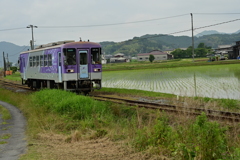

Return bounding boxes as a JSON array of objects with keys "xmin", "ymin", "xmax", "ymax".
[{"xmin": 102, "ymin": 64, "xmax": 240, "ymax": 100}]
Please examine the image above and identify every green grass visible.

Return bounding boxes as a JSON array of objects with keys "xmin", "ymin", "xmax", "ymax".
[
  {"xmin": 96, "ymin": 88, "xmax": 175, "ymax": 98},
  {"xmin": 0, "ymin": 134, "xmax": 11, "ymax": 139},
  {"xmin": 0, "ymin": 105, "xmax": 11, "ymax": 120},
  {"xmin": 102, "ymin": 58, "xmax": 240, "ymax": 71},
  {"xmin": 0, "ymin": 88, "xmax": 240, "ymax": 159},
  {"xmin": 0, "ymin": 141, "xmax": 7, "ymax": 144},
  {"xmin": 3, "ymin": 71, "xmax": 21, "ymax": 81}
]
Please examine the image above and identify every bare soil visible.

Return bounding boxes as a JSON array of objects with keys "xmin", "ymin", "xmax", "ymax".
[{"xmin": 29, "ymin": 133, "xmax": 167, "ymax": 160}]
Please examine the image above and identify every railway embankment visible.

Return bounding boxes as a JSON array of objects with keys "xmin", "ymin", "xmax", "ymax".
[{"xmin": 0, "ymin": 86, "xmax": 240, "ymax": 159}]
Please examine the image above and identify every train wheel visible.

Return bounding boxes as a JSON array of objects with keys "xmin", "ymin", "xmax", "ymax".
[{"xmin": 83, "ymin": 91, "xmax": 89, "ymax": 96}]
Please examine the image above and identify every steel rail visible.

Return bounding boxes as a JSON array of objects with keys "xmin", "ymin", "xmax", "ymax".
[{"xmin": 92, "ymin": 95, "xmax": 240, "ymax": 122}]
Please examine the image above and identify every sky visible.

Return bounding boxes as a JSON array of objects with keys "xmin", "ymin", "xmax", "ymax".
[{"xmin": 1, "ymin": 0, "xmax": 240, "ymax": 47}]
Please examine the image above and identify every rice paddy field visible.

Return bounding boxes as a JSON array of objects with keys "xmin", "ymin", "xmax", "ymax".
[{"xmin": 102, "ymin": 64, "xmax": 240, "ymax": 100}]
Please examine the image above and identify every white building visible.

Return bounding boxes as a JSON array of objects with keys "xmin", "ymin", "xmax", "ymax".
[
  {"xmin": 110, "ymin": 53, "xmax": 130, "ymax": 63},
  {"xmin": 137, "ymin": 50, "xmax": 173, "ymax": 61}
]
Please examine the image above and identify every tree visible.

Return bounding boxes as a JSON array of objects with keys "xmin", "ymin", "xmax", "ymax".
[
  {"xmin": 197, "ymin": 42, "xmax": 205, "ymax": 48},
  {"xmin": 10, "ymin": 67, "xmax": 17, "ymax": 73},
  {"xmin": 149, "ymin": 54, "xmax": 155, "ymax": 63}
]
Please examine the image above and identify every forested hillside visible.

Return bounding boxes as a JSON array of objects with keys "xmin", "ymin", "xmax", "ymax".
[
  {"xmin": 1, "ymin": 32, "xmax": 240, "ymax": 63},
  {"xmin": 100, "ymin": 33, "xmax": 240, "ymax": 56}
]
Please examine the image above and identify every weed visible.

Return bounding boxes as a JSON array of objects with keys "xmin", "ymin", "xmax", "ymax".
[
  {"xmin": 219, "ymin": 99, "xmax": 240, "ymax": 110},
  {"xmin": 90, "ymin": 129, "xmax": 108, "ymax": 139},
  {"xmin": 0, "ymin": 134, "xmax": 11, "ymax": 139},
  {"xmin": 0, "ymin": 141, "xmax": 7, "ymax": 144},
  {"xmin": 133, "ymin": 114, "xmax": 175, "ymax": 152},
  {"xmin": 1, "ymin": 85, "xmax": 240, "ymax": 159},
  {"xmin": 0, "ymin": 105, "xmax": 11, "ymax": 120},
  {"xmin": 175, "ymin": 112, "xmax": 228, "ymax": 159}
]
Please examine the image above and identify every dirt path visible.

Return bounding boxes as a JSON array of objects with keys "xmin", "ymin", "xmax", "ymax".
[{"xmin": 0, "ymin": 101, "xmax": 27, "ymax": 160}]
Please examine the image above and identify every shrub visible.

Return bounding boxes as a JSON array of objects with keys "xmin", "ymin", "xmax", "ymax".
[
  {"xmin": 133, "ymin": 114, "xmax": 175, "ymax": 152},
  {"xmin": 175, "ymin": 112, "xmax": 228, "ymax": 160},
  {"xmin": 10, "ymin": 67, "xmax": 17, "ymax": 73},
  {"xmin": 220, "ymin": 99, "xmax": 240, "ymax": 110}
]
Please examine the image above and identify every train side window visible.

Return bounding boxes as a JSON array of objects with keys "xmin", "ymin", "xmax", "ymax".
[
  {"xmin": 36, "ymin": 56, "xmax": 39, "ymax": 66},
  {"xmin": 33, "ymin": 56, "xmax": 36, "ymax": 67},
  {"xmin": 40, "ymin": 55, "xmax": 44, "ymax": 67},
  {"xmin": 48, "ymin": 54, "xmax": 52, "ymax": 66},
  {"xmin": 29, "ymin": 56, "xmax": 33, "ymax": 67},
  {"xmin": 91, "ymin": 48, "xmax": 101, "ymax": 64},
  {"xmin": 44, "ymin": 55, "xmax": 48, "ymax": 66}
]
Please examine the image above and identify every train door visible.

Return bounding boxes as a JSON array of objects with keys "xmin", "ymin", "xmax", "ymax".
[
  {"xmin": 21, "ymin": 57, "xmax": 26, "ymax": 80},
  {"xmin": 79, "ymin": 50, "xmax": 88, "ymax": 78},
  {"xmin": 58, "ymin": 52, "xmax": 62, "ymax": 82}
]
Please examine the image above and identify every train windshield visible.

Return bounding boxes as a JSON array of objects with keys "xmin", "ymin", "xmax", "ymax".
[
  {"xmin": 91, "ymin": 48, "xmax": 101, "ymax": 64},
  {"xmin": 63, "ymin": 48, "xmax": 76, "ymax": 65}
]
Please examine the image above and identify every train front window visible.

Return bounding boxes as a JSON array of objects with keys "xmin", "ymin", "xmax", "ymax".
[
  {"xmin": 79, "ymin": 51, "xmax": 88, "ymax": 65},
  {"xmin": 63, "ymin": 48, "xmax": 76, "ymax": 65},
  {"xmin": 91, "ymin": 48, "xmax": 101, "ymax": 64}
]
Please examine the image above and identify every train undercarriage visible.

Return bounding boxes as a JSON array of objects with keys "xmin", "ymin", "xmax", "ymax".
[{"xmin": 22, "ymin": 79, "xmax": 101, "ymax": 95}]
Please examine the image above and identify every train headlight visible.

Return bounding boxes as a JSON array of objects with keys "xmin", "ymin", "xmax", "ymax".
[
  {"xmin": 67, "ymin": 69, "xmax": 74, "ymax": 73},
  {"xmin": 94, "ymin": 68, "xmax": 101, "ymax": 72}
]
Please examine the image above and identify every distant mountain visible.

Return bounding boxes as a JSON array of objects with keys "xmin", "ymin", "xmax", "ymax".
[
  {"xmin": 233, "ymin": 29, "xmax": 240, "ymax": 34},
  {"xmin": 195, "ymin": 30, "xmax": 240, "ymax": 37},
  {"xmin": 1, "ymin": 30, "xmax": 240, "ymax": 64},
  {"xmin": 101, "ymin": 32, "xmax": 240, "ymax": 55},
  {"xmin": 0, "ymin": 41, "xmax": 30, "ymax": 64}
]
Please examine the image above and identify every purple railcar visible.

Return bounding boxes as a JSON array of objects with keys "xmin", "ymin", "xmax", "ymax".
[{"xmin": 19, "ymin": 40, "xmax": 102, "ymax": 94}]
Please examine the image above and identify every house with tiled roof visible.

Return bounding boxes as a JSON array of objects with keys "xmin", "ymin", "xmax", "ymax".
[
  {"xmin": 110, "ymin": 53, "xmax": 130, "ymax": 63},
  {"xmin": 137, "ymin": 50, "xmax": 173, "ymax": 61}
]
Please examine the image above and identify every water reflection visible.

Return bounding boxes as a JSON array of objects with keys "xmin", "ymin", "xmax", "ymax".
[{"xmin": 102, "ymin": 64, "xmax": 240, "ymax": 100}]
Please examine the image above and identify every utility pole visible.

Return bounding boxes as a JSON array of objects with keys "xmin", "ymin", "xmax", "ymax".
[
  {"xmin": 3, "ymin": 52, "xmax": 6, "ymax": 77},
  {"xmin": 6, "ymin": 53, "xmax": 9, "ymax": 70},
  {"xmin": 190, "ymin": 13, "xmax": 195, "ymax": 62},
  {"xmin": 27, "ymin": 25, "xmax": 38, "ymax": 50}
]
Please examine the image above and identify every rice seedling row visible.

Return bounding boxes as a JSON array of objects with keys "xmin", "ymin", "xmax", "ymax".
[{"xmin": 102, "ymin": 64, "xmax": 240, "ymax": 100}]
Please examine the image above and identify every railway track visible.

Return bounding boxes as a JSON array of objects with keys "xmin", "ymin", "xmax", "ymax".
[
  {"xmin": 92, "ymin": 95, "xmax": 240, "ymax": 122},
  {"xmin": 1, "ymin": 77, "xmax": 240, "ymax": 122},
  {"xmin": 0, "ymin": 78, "xmax": 32, "ymax": 93}
]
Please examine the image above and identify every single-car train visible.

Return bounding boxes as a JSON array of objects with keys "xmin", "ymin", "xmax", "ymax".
[{"xmin": 19, "ymin": 40, "xmax": 102, "ymax": 94}]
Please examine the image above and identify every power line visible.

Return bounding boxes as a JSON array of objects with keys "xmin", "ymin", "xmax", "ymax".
[
  {"xmin": 124, "ymin": 18, "xmax": 240, "ymax": 42},
  {"xmin": 8, "ymin": 45, "xmax": 30, "ymax": 57},
  {"xmin": 194, "ymin": 18, "xmax": 240, "ymax": 30},
  {"xmin": 193, "ymin": 13, "xmax": 240, "ymax": 15},
  {"xmin": 38, "ymin": 14, "xmax": 189, "ymax": 28},
  {"xmin": 1, "ymin": 15, "xmax": 240, "ymax": 55},
  {"xmin": 0, "ymin": 27, "xmax": 26, "ymax": 32}
]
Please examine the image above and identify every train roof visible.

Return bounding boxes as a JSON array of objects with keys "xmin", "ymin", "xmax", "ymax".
[{"xmin": 20, "ymin": 40, "xmax": 101, "ymax": 54}]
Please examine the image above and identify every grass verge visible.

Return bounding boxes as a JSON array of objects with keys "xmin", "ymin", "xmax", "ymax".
[
  {"xmin": 3, "ymin": 71, "xmax": 21, "ymax": 82},
  {"xmin": 0, "ymin": 87, "xmax": 240, "ymax": 159},
  {"xmin": 0, "ymin": 105, "xmax": 11, "ymax": 120},
  {"xmin": 95, "ymin": 87, "xmax": 175, "ymax": 98}
]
